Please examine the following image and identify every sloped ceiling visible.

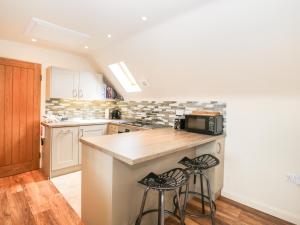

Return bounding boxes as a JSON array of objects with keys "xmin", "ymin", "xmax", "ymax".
[
  {"xmin": 0, "ymin": 0, "xmax": 299, "ymax": 100},
  {"xmin": 92, "ymin": 0, "xmax": 300, "ymax": 100}
]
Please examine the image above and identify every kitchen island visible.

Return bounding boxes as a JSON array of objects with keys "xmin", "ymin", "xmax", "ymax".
[{"xmin": 80, "ymin": 128, "xmax": 225, "ymax": 225}]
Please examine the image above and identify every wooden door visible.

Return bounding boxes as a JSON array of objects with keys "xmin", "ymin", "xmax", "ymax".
[
  {"xmin": 0, "ymin": 57, "xmax": 41, "ymax": 177},
  {"xmin": 52, "ymin": 127, "xmax": 79, "ymax": 170}
]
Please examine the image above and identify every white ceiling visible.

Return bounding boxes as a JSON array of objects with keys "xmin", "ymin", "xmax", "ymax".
[
  {"xmin": 93, "ymin": 0, "xmax": 300, "ymax": 99},
  {"xmin": 0, "ymin": 0, "xmax": 206, "ymax": 54},
  {"xmin": 0, "ymin": 0, "xmax": 299, "ymax": 100}
]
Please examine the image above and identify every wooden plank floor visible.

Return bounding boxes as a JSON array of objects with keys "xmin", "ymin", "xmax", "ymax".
[
  {"xmin": 166, "ymin": 197, "xmax": 295, "ymax": 225},
  {"xmin": 0, "ymin": 170, "xmax": 82, "ymax": 225},
  {"xmin": 0, "ymin": 170, "xmax": 294, "ymax": 225}
]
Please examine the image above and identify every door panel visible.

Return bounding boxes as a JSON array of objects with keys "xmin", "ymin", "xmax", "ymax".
[
  {"xmin": 4, "ymin": 66, "xmax": 12, "ymax": 166},
  {"xmin": 12, "ymin": 66, "xmax": 21, "ymax": 164},
  {"xmin": 26, "ymin": 69, "xmax": 34, "ymax": 162},
  {"xmin": 19, "ymin": 68, "xmax": 28, "ymax": 162},
  {"xmin": 0, "ymin": 65, "xmax": 5, "ymax": 166},
  {"xmin": 0, "ymin": 58, "xmax": 41, "ymax": 177}
]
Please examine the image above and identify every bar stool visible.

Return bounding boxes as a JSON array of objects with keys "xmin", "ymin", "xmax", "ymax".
[
  {"xmin": 174, "ymin": 154, "xmax": 220, "ymax": 225},
  {"xmin": 135, "ymin": 168, "xmax": 189, "ymax": 225}
]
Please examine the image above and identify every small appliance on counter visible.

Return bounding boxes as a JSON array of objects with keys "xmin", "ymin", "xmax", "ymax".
[
  {"xmin": 111, "ymin": 109, "xmax": 121, "ymax": 119},
  {"xmin": 174, "ymin": 117, "xmax": 185, "ymax": 130},
  {"xmin": 105, "ymin": 108, "xmax": 113, "ymax": 119},
  {"xmin": 184, "ymin": 111, "xmax": 224, "ymax": 135}
]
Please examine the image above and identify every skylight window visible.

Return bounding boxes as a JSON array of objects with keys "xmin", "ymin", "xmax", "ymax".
[{"xmin": 109, "ymin": 62, "xmax": 141, "ymax": 93}]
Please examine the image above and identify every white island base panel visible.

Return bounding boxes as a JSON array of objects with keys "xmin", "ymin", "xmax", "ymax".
[{"xmin": 81, "ymin": 137, "xmax": 224, "ymax": 225}]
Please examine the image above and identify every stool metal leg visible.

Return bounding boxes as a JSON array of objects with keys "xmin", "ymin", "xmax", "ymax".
[
  {"xmin": 136, "ymin": 187, "xmax": 150, "ymax": 225},
  {"xmin": 199, "ymin": 173, "xmax": 206, "ymax": 214},
  {"xmin": 183, "ymin": 183, "xmax": 189, "ymax": 214},
  {"xmin": 173, "ymin": 186, "xmax": 182, "ymax": 216},
  {"xmin": 203, "ymin": 173, "xmax": 216, "ymax": 225},
  {"xmin": 158, "ymin": 190, "xmax": 165, "ymax": 225},
  {"xmin": 175, "ymin": 188, "xmax": 185, "ymax": 225}
]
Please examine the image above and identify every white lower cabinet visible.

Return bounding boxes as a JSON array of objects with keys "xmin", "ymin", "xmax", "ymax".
[
  {"xmin": 52, "ymin": 127, "xmax": 79, "ymax": 170},
  {"xmin": 195, "ymin": 137, "xmax": 225, "ymax": 199},
  {"xmin": 42, "ymin": 124, "xmax": 106, "ymax": 178},
  {"xmin": 79, "ymin": 125, "xmax": 107, "ymax": 164},
  {"xmin": 212, "ymin": 137, "xmax": 225, "ymax": 198}
]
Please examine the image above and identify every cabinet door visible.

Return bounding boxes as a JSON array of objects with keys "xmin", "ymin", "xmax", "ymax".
[
  {"xmin": 78, "ymin": 125, "xmax": 107, "ymax": 164},
  {"xmin": 52, "ymin": 127, "xmax": 79, "ymax": 170},
  {"xmin": 78, "ymin": 72, "xmax": 104, "ymax": 100},
  {"xmin": 47, "ymin": 67, "xmax": 79, "ymax": 99},
  {"xmin": 195, "ymin": 138, "xmax": 225, "ymax": 200},
  {"xmin": 107, "ymin": 124, "xmax": 119, "ymax": 135},
  {"xmin": 213, "ymin": 138, "xmax": 225, "ymax": 196}
]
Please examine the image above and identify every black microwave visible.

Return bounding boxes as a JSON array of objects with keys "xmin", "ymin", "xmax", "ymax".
[{"xmin": 185, "ymin": 114, "xmax": 223, "ymax": 135}]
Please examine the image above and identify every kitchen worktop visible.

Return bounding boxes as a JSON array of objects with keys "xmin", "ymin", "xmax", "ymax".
[
  {"xmin": 41, "ymin": 119, "xmax": 127, "ymax": 128},
  {"xmin": 80, "ymin": 128, "xmax": 224, "ymax": 165}
]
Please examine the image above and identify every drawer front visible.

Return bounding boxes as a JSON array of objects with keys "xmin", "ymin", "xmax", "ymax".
[{"xmin": 80, "ymin": 125, "xmax": 107, "ymax": 137}]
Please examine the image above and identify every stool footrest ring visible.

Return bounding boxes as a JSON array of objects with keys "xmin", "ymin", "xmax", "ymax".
[
  {"xmin": 135, "ymin": 209, "xmax": 185, "ymax": 225},
  {"xmin": 173, "ymin": 191, "xmax": 217, "ymax": 218}
]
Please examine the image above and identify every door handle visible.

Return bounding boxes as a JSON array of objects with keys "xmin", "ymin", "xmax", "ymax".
[
  {"xmin": 216, "ymin": 143, "xmax": 222, "ymax": 154},
  {"xmin": 79, "ymin": 129, "xmax": 84, "ymax": 138},
  {"xmin": 79, "ymin": 89, "xmax": 83, "ymax": 98},
  {"xmin": 73, "ymin": 89, "xmax": 77, "ymax": 98},
  {"xmin": 59, "ymin": 129, "xmax": 72, "ymax": 134}
]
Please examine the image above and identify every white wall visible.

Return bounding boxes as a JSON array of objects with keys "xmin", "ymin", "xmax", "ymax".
[
  {"xmin": 223, "ymin": 96, "xmax": 300, "ymax": 224},
  {"xmin": 91, "ymin": 0, "xmax": 300, "ymax": 223},
  {"xmin": 0, "ymin": 39, "xmax": 97, "ymax": 113}
]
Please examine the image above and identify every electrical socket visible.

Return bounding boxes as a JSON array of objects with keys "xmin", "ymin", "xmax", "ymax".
[{"xmin": 286, "ymin": 173, "xmax": 300, "ymax": 185}]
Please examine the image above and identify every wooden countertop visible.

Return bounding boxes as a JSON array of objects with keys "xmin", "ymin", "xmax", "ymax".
[{"xmin": 80, "ymin": 128, "xmax": 224, "ymax": 165}]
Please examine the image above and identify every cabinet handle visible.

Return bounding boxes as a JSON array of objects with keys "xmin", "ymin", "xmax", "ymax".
[
  {"xmin": 79, "ymin": 129, "xmax": 84, "ymax": 138},
  {"xmin": 79, "ymin": 89, "xmax": 83, "ymax": 98},
  {"xmin": 59, "ymin": 129, "xmax": 72, "ymax": 134},
  {"xmin": 217, "ymin": 143, "xmax": 222, "ymax": 154},
  {"xmin": 73, "ymin": 89, "xmax": 78, "ymax": 98}
]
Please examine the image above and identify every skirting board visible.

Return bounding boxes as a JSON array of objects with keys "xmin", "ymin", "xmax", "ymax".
[{"xmin": 222, "ymin": 190, "xmax": 300, "ymax": 225}]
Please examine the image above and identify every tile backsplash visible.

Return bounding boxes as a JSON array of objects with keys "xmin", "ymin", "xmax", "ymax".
[
  {"xmin": 46, "ymin": 99, "xmax": 226, "ymax": 127},
  {"xmin": 45, "ymin": 98, "xmax": 116, "ymax": 119},
  {"xmin": 116, "ymin": 101, "xmax": 226, "ymax": 126}
]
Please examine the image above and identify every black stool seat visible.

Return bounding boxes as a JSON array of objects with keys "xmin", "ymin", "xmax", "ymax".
[
  {"xmin": 138, "ymin": 168, "xmax": 189, "ymax": 190},
  {"xmin": 174, "ymin": 154, "xmax": 220, "ymax": 225},
  {"xmin": 136, "ymin": 168, "xmax": 189, "ymax": 225},
  {"xmin": 178, "ymin": 154, "xmax": 219, "ymax": 171}
]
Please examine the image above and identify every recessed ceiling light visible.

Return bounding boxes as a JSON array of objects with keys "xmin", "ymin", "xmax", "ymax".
[
  {"xmin": 141, "ymin": 16, "xmax": 147, "ymax": 21},
  {"xmin": 107, "ymin": 34, "xmax": 112, "ymax": 38},
  {"xmin": 84, "ymin": 45, "xmax": 89, "ymax": 49},
  {"xmin": 31, "ymin": 38, "xmax": 37, "ymax": 42}
]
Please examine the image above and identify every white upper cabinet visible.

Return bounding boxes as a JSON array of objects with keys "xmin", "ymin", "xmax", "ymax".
[
  {"xmin": 46, "ymin": 67, "xmax": 79, "ymax": 99},
  {"xmin": 78, "ymin": 71, "xmax": 105, "ymax": 100},
  {"xmin": 46, "ymin": 66, "xmax": 105, "ymax": 100}
]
